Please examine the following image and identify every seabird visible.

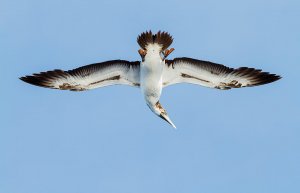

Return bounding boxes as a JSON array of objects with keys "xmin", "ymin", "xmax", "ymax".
[{"xmin": 20, "ymin": 31, "xmax": 281, "ymax": 128}]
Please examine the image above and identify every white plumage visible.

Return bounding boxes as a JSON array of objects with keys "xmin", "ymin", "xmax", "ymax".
[{"xmin": 20, "ymin": 31, "xmax": 281, "ymax": 128}]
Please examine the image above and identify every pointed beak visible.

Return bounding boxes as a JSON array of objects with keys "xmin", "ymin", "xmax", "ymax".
[{"xmin": 160, "ymin": 113, "xmax": 177, "ymax": 129}]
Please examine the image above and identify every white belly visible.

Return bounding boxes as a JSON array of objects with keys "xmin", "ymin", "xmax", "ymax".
[{"xmin": 140, "ymin": 57, "xmax": 164, "ymax": 105}]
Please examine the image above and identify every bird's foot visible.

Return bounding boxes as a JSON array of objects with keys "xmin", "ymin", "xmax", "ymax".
[
  {"xmin": 163, "ymin": 48, "xmax": 175, "ymax": 60},
  {"xmin": 138, "ymin": 49, "xmax": 146, "ymax": 61},
  {"xmin": 138, "ymin": 49, "xmax": 147, "ymax": 57}
]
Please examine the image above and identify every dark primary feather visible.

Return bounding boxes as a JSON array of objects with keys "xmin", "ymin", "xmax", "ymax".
[
  {"xmin": 20, "ymin": 60, "xmax": 140, "ymax": 91},
  {"xmin": 164, "ymin": 57, "xmax": 281, "ymax": 89},
  {"xmin": 20, "ymin": 69, "xmax": 67, "ymax": 89}
]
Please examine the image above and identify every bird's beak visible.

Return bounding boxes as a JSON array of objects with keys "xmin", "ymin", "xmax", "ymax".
[{"xmin": 160, "ymin": 113, "xmax": 177, "ymax": 129}]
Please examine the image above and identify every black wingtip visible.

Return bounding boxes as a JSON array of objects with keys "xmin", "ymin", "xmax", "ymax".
[
  {"xmin": 231, "ymin": 67, "xmax": 282, "ymax": 87},
  {"xmin": 19, "ymin": 74, "xmax": 48, "ymax": 88},
  {"xmin": 19, "ymin": 70, "xmax": 67, "ymax": 89},
  {"xmin": 19, "ymin": 75, "xmax": 33, "ymax": 85},
  {"xmin": 252, "ymin": 72, "xmax": 282, "ymax": 86}
]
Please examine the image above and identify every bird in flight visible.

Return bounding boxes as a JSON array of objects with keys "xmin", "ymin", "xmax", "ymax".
[{"xmin": 20, "ymin": 31, "xmax": 281, "ymax": 128}]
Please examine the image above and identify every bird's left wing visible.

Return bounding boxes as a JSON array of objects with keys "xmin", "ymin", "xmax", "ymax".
[
  {"xmin": 163, "ymin": 57, "xmax": 280, "ymax": 89},
  {"xmin": 20, "ymin": 60, "xmax": 140, "ymax": 91}
]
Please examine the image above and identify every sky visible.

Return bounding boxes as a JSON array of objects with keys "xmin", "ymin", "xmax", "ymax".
[{"xmin": 0, "ymin": 0, "xmax": 300, "ymax": 193}]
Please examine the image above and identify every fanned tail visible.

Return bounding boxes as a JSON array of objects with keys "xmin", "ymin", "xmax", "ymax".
[{"xmin": 137, "ymin": 31, "xmax": 173, "ymax": 51}]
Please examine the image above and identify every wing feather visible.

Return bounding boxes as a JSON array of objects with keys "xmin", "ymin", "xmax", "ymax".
[
  {"xmin": 163, "ymin": 57, "xmax": 281, "ymax": 89},
  {"xmin": 20, "ymin": 60, "xmax": 140, "ymax": 91}
]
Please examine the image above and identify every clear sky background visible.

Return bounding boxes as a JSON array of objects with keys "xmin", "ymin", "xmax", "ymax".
[{"xmin": 0, "ymin": 0, "xmax": 299, "ymax": 193}]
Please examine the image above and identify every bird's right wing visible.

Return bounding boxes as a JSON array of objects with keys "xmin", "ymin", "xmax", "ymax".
[
  {"xmin": 20, "ymin": 60, "xmax": 140, "ymax": 91},
  {"xmin": 163, "ymin": 57, "xmax": 281, "ymax": 89}
]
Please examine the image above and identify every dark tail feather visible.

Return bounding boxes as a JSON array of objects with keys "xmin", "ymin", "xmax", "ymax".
[{"xmin": 137, "ymin": 31, "xmax": 173, "ymax": 51}]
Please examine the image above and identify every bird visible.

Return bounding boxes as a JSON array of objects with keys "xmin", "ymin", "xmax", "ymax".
[{"xmin": 20, "ymin": 31, "xmax": 281, "ymax": 128}]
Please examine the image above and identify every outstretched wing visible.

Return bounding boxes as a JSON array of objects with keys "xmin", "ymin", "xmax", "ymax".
[
  {"xmin": 20, "ymin": 60, "xmax": 140, "ymax": 91},
  {"xmin": 163, "ymin": 57, "xmax": 281, "ymax": 89}
]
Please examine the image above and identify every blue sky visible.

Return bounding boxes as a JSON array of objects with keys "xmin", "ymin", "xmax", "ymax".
[{"xmin": 1, "ymin": 0, "xmax": 299, "ymax": 192}]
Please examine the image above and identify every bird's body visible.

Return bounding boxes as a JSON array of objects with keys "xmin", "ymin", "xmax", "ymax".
[
  {"xmin": 20, "ymin": 31, "xmax": 281, "ymax": 128},
  {"xmin": 141, "ymin": 44, "xmax": 163, "ymax": 106},
  {"xmin": 140, "ymin": 43, "xmax": 176, "ymax": 127}
]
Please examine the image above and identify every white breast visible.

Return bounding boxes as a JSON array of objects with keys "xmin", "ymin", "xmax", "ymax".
[{"xmin": 140, "ymin": 44, "xmax": 164, "ymax": 105}]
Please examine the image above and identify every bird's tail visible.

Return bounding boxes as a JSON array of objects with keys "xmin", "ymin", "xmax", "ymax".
[{"xmin": 137, "ymin": 31, "xmax": 173, "ymax": 51}]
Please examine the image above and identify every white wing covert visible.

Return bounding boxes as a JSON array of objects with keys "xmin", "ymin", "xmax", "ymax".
[
  {"xmin": 20, "ymin": 60, "xmax": 140, "ymax": 91},
  {"xmin": 163, "ymin": 57, "xmax": 280, "ymax": 89}
]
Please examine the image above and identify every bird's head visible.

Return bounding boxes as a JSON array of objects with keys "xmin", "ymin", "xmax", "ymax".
[
  {"xmin": 148, "ymin": 101, "xmax": 176, "ymax": 129},
  {"xmin": 137, "ymin": 31, "xmax": 174, "ymax": 61}
]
